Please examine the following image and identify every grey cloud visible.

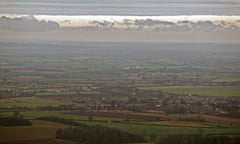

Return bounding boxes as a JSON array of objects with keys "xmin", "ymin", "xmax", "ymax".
[
  {"xmin": 89, "ymin": 20, "xmax": 114, "ymax": 29},
  {"xmin": 78, "ymin": 18, "xmax": 239, "ymax": 32},
  {"xmin": 134, "ymin": 19, "xmax": 218, "ymax": 32},
  {"xmin": 134, "ymin": 19, "xmax": 175, "ymax": 26},
  {"xmin": 88, "ymin": 19, "xmax": 177, "ymax": 30},
  {"xmin": 191, "ymin": 21, "xmax": 216, "ymax": 31},
  {"xmin": 0, "ymin": 15, "xmax": 59, "ymax": 32},
  {"xmin": 218, "ymin": 21, "xmax": 239, "ymax": 30},
  {"xmin": 134, "ymin": 19, "xmax": 176, "ymax": 30},
  {"xmin": 155, "ymin": 20, "xmax": 237, "ymax": 32}
]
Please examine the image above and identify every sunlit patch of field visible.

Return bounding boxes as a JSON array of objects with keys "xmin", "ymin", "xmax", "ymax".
[
  {"xmin": 0, "ymin": 111, "xmax": 126, "ymax": 122},
  {"xmin": 138, "ymin": 86, "xmax": 240, "ymax": 96},
  {"xmin": 134, "ymin": 121, "xmax": 214, "ymax": 128},
  {"xmin": 78, "ymin": 121, "xmax": 240, "ymax": 136},
  {"xmin": 0, "ymin": 86, "xmax": 18, "ymax": 90},
  {"xmin": 0, "ymin": 97, "xmax": 72, "ymax": 108},
  {"xmin": 213, "ymin": 77, "xmax": 240, "ymax": 83},
  {"xmin": 35, "ymin": 91, "xmax": 78, "ymax": 96}
]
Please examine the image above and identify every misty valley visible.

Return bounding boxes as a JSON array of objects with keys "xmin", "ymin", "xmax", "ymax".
[{"xmin": 0, "ymin": 41, "xmax": 240, "ymax": 144}]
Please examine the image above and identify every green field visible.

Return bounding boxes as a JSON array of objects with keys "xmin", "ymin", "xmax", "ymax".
[
  {"xmin": 139, "ymin": 86, "xmax": 240, "ymax": 96},
  {"xmin": 78, "ymin": 121, "xmax": 240, "ymax": 136},
  {"xmin": 0, "ymin": 108, "xmax": 240, "ymax": 143},
  {"xmin": 0, "ymin": 97, "xmax": 72, "ymax": 108},
  {"xmin": 0, "ymin": 111, "xmax": 126, "ymax": 122},
  {"xmin": 0, "ymin": 118, "xmax": 239, "ymax": 143}
]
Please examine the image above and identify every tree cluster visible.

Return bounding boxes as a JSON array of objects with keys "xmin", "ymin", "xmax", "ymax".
[
  {"xmin": 0, "ymin": 117, "xmax": 32, "ymax": 126},
  {"xmin": 56, "ymin": 125, "xmax": 144, "ymax": 144}
]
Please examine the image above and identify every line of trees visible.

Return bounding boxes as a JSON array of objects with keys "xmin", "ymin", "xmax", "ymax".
[
  {"xmin": 0, "ymin": 117, "xmax": 32, "ymax": 126},
  {"xmin": 56, "ymin": 125, "xmax": 144, "ymax": 144},
  {"xmin": 0, "ymin": 111, "xmax": 32, "ymax": 126}
]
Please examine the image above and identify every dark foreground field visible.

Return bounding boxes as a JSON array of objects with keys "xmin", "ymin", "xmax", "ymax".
[{"xmin": 0, "ymin": 139, "xmax": 74, "ymax": 144}]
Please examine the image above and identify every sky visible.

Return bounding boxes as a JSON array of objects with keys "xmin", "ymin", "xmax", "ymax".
[
  {"xmin": 0, "ymin": 0, "xmax": 239, "ymax": 15},
  {"xmin": 0, "ymin": 0, "xmax": 239, "ymax": 43}
]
